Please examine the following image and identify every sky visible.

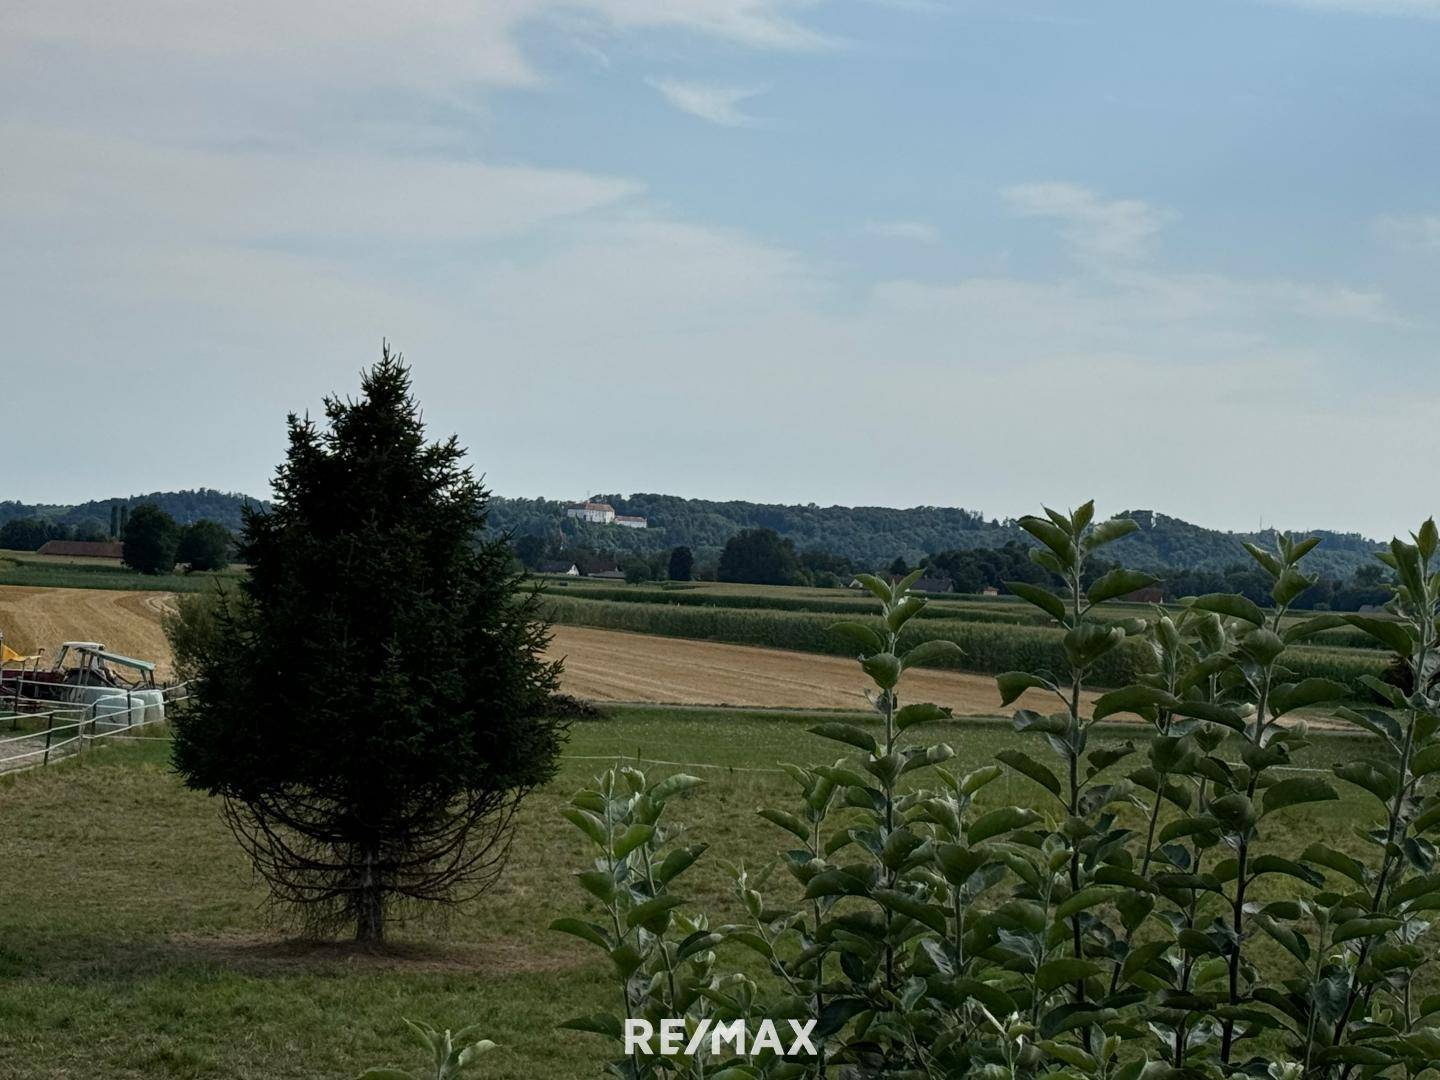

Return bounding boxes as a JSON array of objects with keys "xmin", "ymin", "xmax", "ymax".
[{"xmin": 2, "ymin": 0, "xmax": 1437, "ymax": 539}]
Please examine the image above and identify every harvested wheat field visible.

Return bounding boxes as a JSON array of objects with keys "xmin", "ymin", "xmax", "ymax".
[
  {"xmin": 0, "ymin": 585, "xmax": 176, "ymax": 678},
  {"xmin": 547, "ymin": 624, "xmax": 1095, "ymax": 715},
  {"xmin": 0, "ymin": 584, "xmax": 1084, "ymax": 715}
]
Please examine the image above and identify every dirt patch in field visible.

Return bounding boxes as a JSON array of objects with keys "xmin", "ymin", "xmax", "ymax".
[
  {"xmin": 165, "ymin": 930, "xmax": 578, "ymax": 974},
  {"xmin": 0, "ymin": 585, "xmax": 175, "ymax": 678},
  {"xmin": 547, "ymin": 624, "xmax": 1095, "ymax": 716}
]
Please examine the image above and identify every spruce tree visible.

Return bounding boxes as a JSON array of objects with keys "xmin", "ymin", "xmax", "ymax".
[{"xmin": 172, "ymin": 348, "xmax": 563, "ymax": 943}]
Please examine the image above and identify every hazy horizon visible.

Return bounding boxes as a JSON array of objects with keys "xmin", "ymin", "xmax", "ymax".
[{"xmin": 4, "ymin": 1, "xmax": 1437, "ymax": 538}]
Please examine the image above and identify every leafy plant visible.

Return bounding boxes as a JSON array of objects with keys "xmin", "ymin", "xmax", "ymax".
[{"xmin": 359, "ymin": 1020, "xmax": 496, "ymax": 1080}]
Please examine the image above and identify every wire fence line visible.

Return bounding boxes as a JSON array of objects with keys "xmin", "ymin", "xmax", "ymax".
[{"xmin": 0, "ymin": 682, "xmax": 190, "ymax": 777}]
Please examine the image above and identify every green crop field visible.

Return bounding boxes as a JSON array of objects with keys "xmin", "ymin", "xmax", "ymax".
[
  {"xmin": 542, "ymin": 593, "xmax": 1390, "ymax": 694},
  {"xmin": 0, "ymin": 706, "xmax": 1411, "ymax": 1080},
  {"xmin": 0, "ymin": 551, "xmax": 243, "ymax": 594}
]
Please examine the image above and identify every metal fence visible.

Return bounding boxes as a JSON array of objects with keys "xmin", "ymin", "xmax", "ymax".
[{"xmin": 0, "ymin": 682, "xmax": 189, "ymax": 776}]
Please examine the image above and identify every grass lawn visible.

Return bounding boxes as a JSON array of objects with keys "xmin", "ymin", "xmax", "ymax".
[{"xmin": 0, "ymin": 706, "xmax": 1400, "ymax": 1079}]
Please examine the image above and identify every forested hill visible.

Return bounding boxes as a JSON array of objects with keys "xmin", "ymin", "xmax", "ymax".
[
  {"xmin": 486, "ymin": 494, "xmax": 1384, "ymax": 579},
  {"xmin": 0, "ymin": 489, "xmax": 262, "ymax": 532},
  {"xmin": 2, "ymin": 488, "xmax": 1384, "ymax": 578}
]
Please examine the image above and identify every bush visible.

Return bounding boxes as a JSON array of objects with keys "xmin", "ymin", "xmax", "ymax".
[{"xmin": 536, "ymin": 510, "xmax": 1440, "ymax": 1078}]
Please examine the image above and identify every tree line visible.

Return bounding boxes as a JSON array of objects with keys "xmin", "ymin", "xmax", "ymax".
[{"xmin": 511, "ymin": 527, "xmax": 1395, "ymax": 611}]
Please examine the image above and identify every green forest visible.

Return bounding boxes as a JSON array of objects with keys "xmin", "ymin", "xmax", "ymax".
[{"xmin": 2, "ymin": 488, "xmax": 1384, "ymax": 580}]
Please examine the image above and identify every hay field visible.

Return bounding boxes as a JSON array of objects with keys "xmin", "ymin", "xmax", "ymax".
[
  {"xmin": 0, "ymin": 584, "xmax": 175, "ymax": 678},
  {"xmin": 0, "ymin": 584, "xmax": 1069, "ymax": 713},
  {"xmin": 547, "ymin": 624, "xmax": 1092, "ymax": 715}
]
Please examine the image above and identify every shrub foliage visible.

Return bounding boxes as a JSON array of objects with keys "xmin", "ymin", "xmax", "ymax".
[{"xmin": 542, "ymin": 505, "xmax": 1440, "ymax": 1078}]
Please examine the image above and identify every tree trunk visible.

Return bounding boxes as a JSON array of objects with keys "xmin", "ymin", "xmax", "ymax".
[{"xmin": 355, "ymin": 843, "xmax": 386, "ymax": 945}]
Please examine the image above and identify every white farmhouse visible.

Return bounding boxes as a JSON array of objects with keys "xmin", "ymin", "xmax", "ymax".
[
  {"xmin": 566, "ymin": 501, "xmax": 616, "ymax": 524},
  {"xmin": 615, "ymin": 515, "xmax": 647, "ymax": 529}
]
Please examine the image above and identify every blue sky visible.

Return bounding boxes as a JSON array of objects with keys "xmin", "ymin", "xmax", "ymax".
[{"xmin": 2, "ymin": 0, "xmax": 1437, "ymax": 538}]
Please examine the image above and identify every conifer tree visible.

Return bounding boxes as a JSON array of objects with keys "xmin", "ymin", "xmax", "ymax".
[{"xmin": 172, "ymin": 347, "xmax": 563, "ymax": 943}]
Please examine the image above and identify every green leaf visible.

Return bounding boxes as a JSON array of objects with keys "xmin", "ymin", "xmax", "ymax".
[
  {"xmin": 1005, "ymin": 581, "xmax": 1068, "ymax": 623},
  {"xmin": 757, "ymin": 808, "xmax": 810, "ymax": 841},
  {"xmin": 1262, "ymin": 776, "xmax": 1339, "ymax": 816},
  {"xmin": 576, "ymin": 870, "xmax": 616, "ymax": 903},
  {"xmin": 968, "ymin": 806, "xmax": 1042, "ymax": 843},
  {"xmin": 901, "ymin": 639, "xmax": 963, "ymax": 670},
  {"xmin": 1063, "ymin": 623, "xmax": 1125, "ymax": 669},
  {"xmin": 1271, "ymin": 566, "xmax": 1315, "ymax": 608},
  {"xmin": 651, "ymin": 774, "xmax": 704, "ymax": 801},
  {"xmin": 1269, "ymin": 677, "xmax": 1349, "ymax": 717},
  {"xmin": 997, "ymin": 671, "xmax": 1055, "ymax": 707},
  {"xmin": 804, "ymin": 868, "xmax": 869, "ymax": 899},
  {"xmin": 549, "ymin": 918, "xmax": 612, "ymax": 950},
  {"xmin": 872, "ymin": 888, "xmax": 949, "ymax": 934},
  {"xmin": 830, "ymin": 621, "xmax": 883, "ymax": 657},
  {"xmin": 1413, "ymin": 743, "xmax": 1440, "ymax": 777},
  {"xmin": 1210, "ymin": 793, "xmax": 1257, "ymax": 833},
  {"xmin": 653, "ymin": 843, "xmax": 707, "ymax": 884},
  {"xmin": 1168, "ymin": 700, "xmax": 1248, "ymax": 731},
  {"xmin": 1055, "ymin": 886, "xmax": 1119, "ymax": 921},
  {"xmin": 559, "ymin": 1013, "xmax": 624, "ymax": 1040},
  {"xmin": 1086, "ymin": 569, "xmax": 1159, "ymax": 605},
  {"xmin": 886, "ymin": 595, "xmax": 927, "ymax": 633},
  {"xmin": 1091, "ymin": 685, "xmax": 1180, "ymax": 722},
  {"xmin": 1249, "ymin": 855, "xmax": 1325, "ymax": 887},
  {"xmin": 1417, "ymin": 518, "xmax": 1438, "ymax": 560},
  {"xmin": 562, "ymin": 808, "xmax": 607, "ymax": 847},
  {"xmin": 1343, "ymin": 615, "xmax": 1415, "ymax": 656},
  {"xmin": 1333, "ymin": 916, "xmax": 1403, "ymax": 944},
  {"xmin": 1244, "ymin": 542, "xmax": 1281, "ymax": 576},
  {"xmin": 1188, "ymin": 593, "xmax": 1266, "ymax": 626},
  {"xmin": 1084, "ymin": 517, "xmax": 1139, "ymax": 550},
  {"xmin": 1240, "ymin": 628, "xmax": 1286, "ymax": 665},
  {"xmin": 936, "ymin": 844, "xmax": 989, "ymax": 886},
  {"xmin": 860, "ymin": 652, "xmax": 903, "ymax": 688},
  {"xmin": 613, "ymin": 823, "xmax": 655, "ymax": 859},
  {"xmin": 996, "ymin": 749, "xmax": 1062, "ymax": 797},
  {"xmin": 1019, "ymin": 515, "xmax": 1077, "ymax": 563},
  {"xmin": 626, "ymin": 894, "xmax": 685, "ymax": 931},
  {"xmin": 1334, "ymin": 761, "xmax": 1397, "ymax": 804},
  {"xmin": 894, "ymin": 567, "xmax": 927, "ymax": 596},
  {"xmin": 853, "ymin": 573, "xmax": 892, "ymax": 603},
  {"xmin": 1036, "ymin": 958, "xmax": 1103, "ymax": 993},
  {"xmin": 1300, "ymin": 843, "xmax": 1367, "ymax": 885},
  {"xmin": 896, "ymin": 702, "xmax": 952, "ymax": 731},
  {"xmin": 808, "ymin": 722, "xmax": 877, "ymax": 754},
  {"xmin": 1284, "ymin": 613, "xmax": 1348, "ymax": 642}
]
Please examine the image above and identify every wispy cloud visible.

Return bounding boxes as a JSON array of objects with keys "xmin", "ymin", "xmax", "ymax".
[
  {"xmin": 646, "ymin": 78, "xmax": 768, "ymax": 126},
  {"xmin": 1373, "ymin": 212, "xmax": 1440, "ymax": 250},
  {"xmin": 860, "ymin": 220, "xmax": 940, "ymax": 243},
  {"xmin": 1002, "ymin": 182, "xmax": 1172, "ymax": 261}
]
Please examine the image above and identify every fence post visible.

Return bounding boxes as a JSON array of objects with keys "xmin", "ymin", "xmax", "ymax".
[{"xmin": 43, "ymin": 714, "xmax": 54, "ymax": 766}]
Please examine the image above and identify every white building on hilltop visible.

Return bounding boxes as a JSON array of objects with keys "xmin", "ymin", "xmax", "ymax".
[
  {"xmin": 565, "ymin": 500, "xmax": 648, "ymax": 529},
  {"xmin": 566, "ymin": 501, "xmax": 615, "ymax": 524}
]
